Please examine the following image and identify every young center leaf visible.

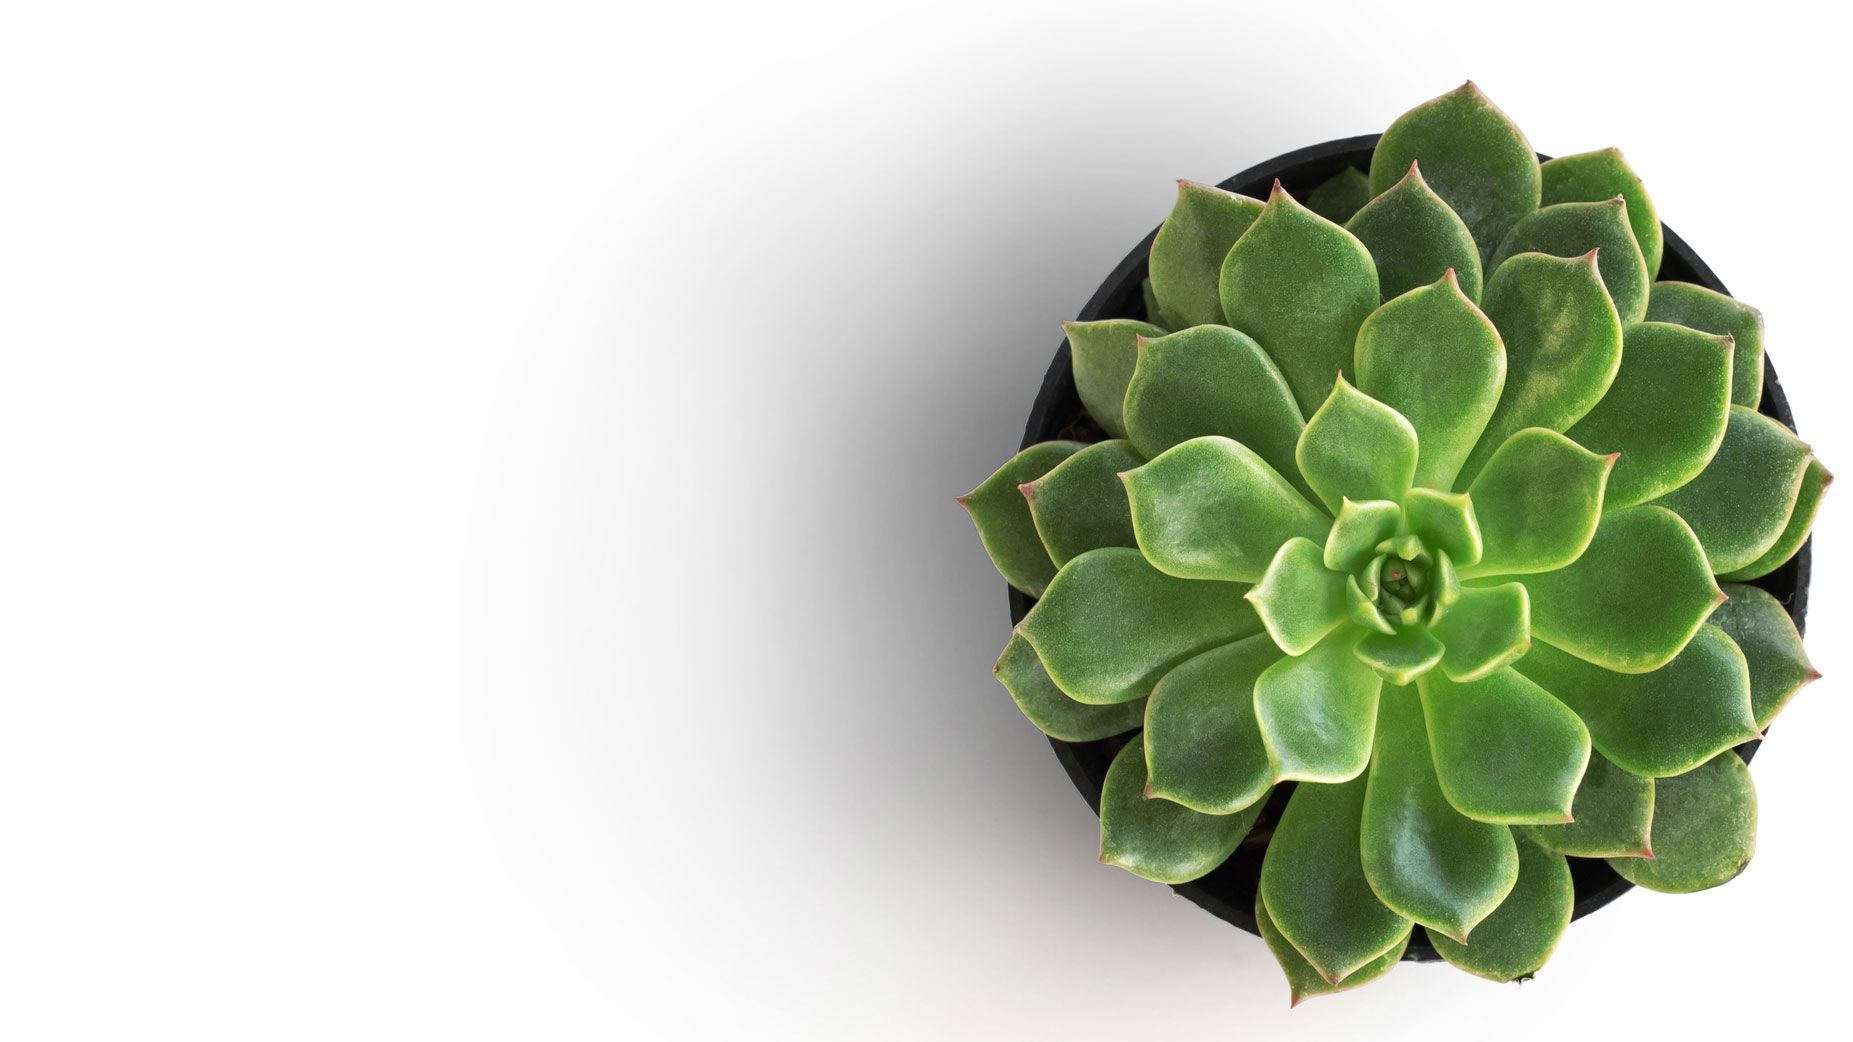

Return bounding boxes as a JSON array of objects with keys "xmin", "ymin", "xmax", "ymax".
[{"xmin": 1247, "ymin": 537, "xmax": 1349, "ymax": 655}]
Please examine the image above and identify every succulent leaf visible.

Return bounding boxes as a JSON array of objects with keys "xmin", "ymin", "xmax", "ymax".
[
  {"xmin": 1325, "ymin": 498, "xmax": 1402, "ymax": 573},
  {"xmin": 1427, "ymin": 833, "xmax": 1573, "ymax": 983},
  {"xmin": 1255, "ymin": 627, "xmax": 1384, "ymax": 782},
  {"xmin": 1021, "ymin": 547, "xmax": 1261, "ymax": 704},
  {"xmin": 1514, "ymin": 628, "xmax": 1757, "ymax": 778},
  {"xmin": 1645, "ymin": 281, "xmax": 1766, "ymax": 408},
  {"xmin": 1064, "ymin": 320, "xmax": 1165, "ymax": 440},
  {"xmin": 1355, "ymin": 627, "xmax": 1445, "ymax": 686},
  {"xmin": 1260, "ymin": 774, "xmax": 1412, "ymax": 984},
  {"xmin": 1427, "ymin": 583, "xmax": 1531, "ymax": 682},
  {"xmin": 1565, "ymin": 322, "xmax": 1734, "ymax": 508},
  {"xmin": 1220, "ymin": 185, "xmax": 1381, "ymax": 415},
  {"xmin": 1346, "ymin": 162, "xmax": 1484, "ymax": 302},
  {"xmin": 1522, "ymin": 751, "xmax": 1656, "ymax": 858},
  {"xmin": 1719, "ymin": 457, "xmax": 1830, "ymax": 581},
  {"xmin": 1149, "ymin": 182, "xmax": 1265, "ymax": 329},
  {"xmin": 1346, "ymin": 575, "xmax": 1397, "ymax": 635},
  {"xmin": 1022, "ymin": 439, "xmax": 1144, "ymax": 566},
  {"xmin": 1608, "ymin": 752, "xmax": 1756, "ymax": 894},
  {"xmin": 1099, "ymin": 740, "xmax": 1263, "ymax": 884},
  {"xmin": 1257, "ymin": 889, "xmax": 1410, "ymax": 1004},
  {"xmin": 1124, "ymin": 436, "xmax": 1330, "ymax": 582},
  {"xmin": 1401, "ymin": 488, "xmax": 1481, "ymax": 568},
  {"xmin": 1711, "ymin": 583, "xmax": 1818, "ymax": 729},
  {"xmin": 1296, "ymin": 377, "xmax": 1420, "ymax": 513},
  {"xmin": 995, "ymin": 635, "xmax": 1146, "ymax": 743},
  {"xmin": 1540, "ymin": 148, "xmax": 1663, "ymax": 278},
  {"xmin": 1652, "ymin": 406, "xmax": 1812, "ymax": 574},
  {"xmin": 961, "ymin": 441, "xmax": 1085, "ymax": 595},
  {"xmin": 1419, "ymin": 664, "xmax": 1588, "ymax": 823},
  {"xmin": 1462, "ymin": 429, "xmax": 1611, "ymax": 577},
  {"xmin": 1360, "ymin": 688, "xmax": 1519, "ymax": 942},
  {"xmin": 1491, "ymin": 199, "xmax": 1650, "ymax": 325},
  {"xmin": 1143, "ymin": 634, "xmax": 1282, "ymax": 814},
  {"xmin": 1140, "ymin": 277, "xmax": 1167, "ymax": 329},
  {"xmin": 1354, "ymin": 273, "xmax": 1506, "ymax": 490},
  {"xmin": 1370, "ymin": 82, "xmax": 1540, "ymax": 260},
  {"xmin": 1306, "ymin": 166, "xmax": 1372, "ymax": 225},
  {"xmin": 1247, "ymin": 537, "xmax": 1349, "ymax": 655}
]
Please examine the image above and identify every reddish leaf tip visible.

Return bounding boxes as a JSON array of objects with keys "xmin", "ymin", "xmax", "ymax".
[
  {"xmin": 1580, "ymin": 247, "xmax": 1600, "ymax": 263},
  {"xmin": 1141, "ymin": 784, "xmax": 1157, "ymax": 800},
  {"xmin": 1805, "ymin": 668, "xmax": 1823, "ymax": 682},
  {"xmin": 955, "ymin": 493, "xmax": 972, "ymax": 509},
  {"xmin": 1115, "ymin": 470, "xmax": 1133, "ymax": 483},
  {"xmin": 1018, "ymin": 482, "xmax": 1038, "ymax": 502},
  {"xmin": 1134, "ymin": 334, "xmax": 1155, "ymax": 350}
]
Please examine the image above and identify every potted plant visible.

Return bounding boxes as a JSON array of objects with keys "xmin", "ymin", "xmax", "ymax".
[{"xmin": 960, "ymin": 83, "xmax": 1825, "ymax": 1002}]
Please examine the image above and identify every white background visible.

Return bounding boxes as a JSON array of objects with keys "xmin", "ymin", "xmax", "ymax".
[{"xmin": 1, "ymin": 2, "xmax": 1845, "ymax": 1038}]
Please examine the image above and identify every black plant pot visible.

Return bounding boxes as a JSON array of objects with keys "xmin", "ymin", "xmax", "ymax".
[{"xmin": 1008, "ymin": 134, "xmax": 1812, "ymax": 962}]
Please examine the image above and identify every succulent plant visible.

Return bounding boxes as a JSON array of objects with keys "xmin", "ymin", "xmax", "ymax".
[{"xmin": 962, "ymin": 83, "xmax": 1825, "ymax": 1001}]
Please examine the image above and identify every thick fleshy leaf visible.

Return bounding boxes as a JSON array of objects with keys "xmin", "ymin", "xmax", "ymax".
[
  {"xmin": 1419, "ymin": 665, "xmax": 1588, "ymax": 823},
  {"xmin": 1361, "ymin": 687, "xmax": 1519, "ymax": 942},
  {"xmin": 1461, "ymin": 252, "xmax": 1622, "ymax": 485},
  {"xmin": 1143, "ymin": 634, "xmax": 1282, "ymax": 814},
  {"xmin": 1260, "ymin": 775, "xmax": 1411, "ymax": 984},
  {"xmin": 1296, "ymin": 377, "xmax": 1419, "ymax": 513},
  {"xmin": 1491, "ymin": 199, "xmax": 1649, "ymax": 325},
  {"xmin": 1255, "ymin": 627, "xmax": 1383, "ymax": 783},
  {"xmin": 1220, "ymin": 184, "xmax": 1381, "ymax": 415},
  {"xmin": 1428, "ymin": 583, "xmax": 1531, "ymax": 682},
  {"xmin": 1566, "ymin": 322, "xmax": 1733, "ymax": 508},
  {"xmin": 1247, "ymin": 538, "xmax": 1348, "ymax": 656},
  {"xmin": 1653, "ymin": 406, "xmax": 1812, "ymax": 574},
  {"xmin": 1609, "ymin": 752, "xmax": 1756, "ymax": 894},
  {"xmin": 1325, "ymin": 499, "xmax": 1402, "ymax": 574},
  {"xmin": 1257, "ymin": 889, "xmax": 1408, "ymax": 1005},
  {"xmin": 1428, "ymin": 834, "xmax": 1572, "ymax": 983},
  {"xmin": 1514, "ymin": 629, "xmax": 1757, "ymax": 778},
  {"xmin": 1063, "ymin": 320, "xmax": 1164, "ymax": 440},
  {"xmin": 1645, "ymin": 281, "xmax": 1765, "ymax": 408},
  {"xmin": 1721, "ymin": 457, "xmax": 1830, "ymax": 581},
  {"xmin": 1346, "ymin": 162, "xmax": 1483, "ymax": 302},
  {"xmin": 1712, "ymin": 583, "xmax": 1818, "ymax": 729},
  {"xmin": 1022, "ymin": 547, "xmax": 1261, "ymax": 705},
  {"xmin": 1370, "ymin": 82, "xmax": 1540, "ymax": 260},
  {"xmin": 1148, "ymin": 182, "xmax": 1264, "ymax": 329},
  {"xmin": 1463, "ymin": 429, "xmax": 1612, "ymax": 577},
  {"xmin": 1401, "ymin": 488, "xmax": 1481, "ymax": 568},
  {"xmin": 1124, "ymin": 436, "xmax": 1329, "ymax": 582},
  {"xmin": 994, "ymin": 635, "xmax": 1145, "ymax": 743},
  {"xmin": 1122, "ymin": 325, "xmax": 1310, "ymax": 501},
  {"xmin": 1354, "ymin": 272, "xmax": 1505, "ymax": 490},
  {"xmin": 1516, "ymin": 506, "xmax": 1722, "ymax": 674},
  {"xmin": 1306, "ymin": 166, "xmax": 1372, "ymax": 225},
  {"xmin": 1022, "ymin": 439, "xmax": 1142, "ymax": 566},
  {"xmin": 1098, "ymin": 740, "xmax": 1261, "ymax": 884},
  {"xmin": 1355, "ymin": 626, "xmax": 1444, "ymax": 686},
  {"xmin": 1140, "ymin": 277, "xmax": 1167, "ymax": 329},
  {"xmin": 1541, "ymin": 148, "xmax": 1663, "ymax": 278},
  {"xmin": 960, "ymin": 441, "xmax": 1084, "ymax": 595},
  {"xmin": 1522, "ymin": 751, "xmax": 1655, "ymax": 858},
  {"xmin": 1347, "ymin": 574, "xmax": 1396, "ymax": 635}
]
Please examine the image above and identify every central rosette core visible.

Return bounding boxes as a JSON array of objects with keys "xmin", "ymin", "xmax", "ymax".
[{"xmin": 1375, "ymin": 553, "xmax": 1430, "ymax": 623}]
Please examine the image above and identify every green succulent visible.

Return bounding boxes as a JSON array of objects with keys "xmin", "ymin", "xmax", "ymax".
[{"xmin": 962, "ymin": 83, "xmax": 1826, "ymax": 1001}]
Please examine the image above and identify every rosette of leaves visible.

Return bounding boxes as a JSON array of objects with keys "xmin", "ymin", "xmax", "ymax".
[{"xmin": 962, "ymin": 83, "xmax": 1825, "ymax": 1002}]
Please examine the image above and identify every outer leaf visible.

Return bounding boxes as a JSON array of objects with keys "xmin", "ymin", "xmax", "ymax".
[
  {"xmin": 1346, "ymin": 162, "xmax": 1483, "ymax": 302},
  {"xmin": 1098, "ymin": 740, "xmax": 1262, "ymax": 884},
  {"xmin": 1461, "ymin": 252, "xmax": 1622, "ymax": 484},
  {"xmin": 1355, "ymin": 627, "xmax": 1445, "ymax": 686},
  {"xmin": 1428, "ymin": 583, "xmax": 1531, "ymax": 682},
  {"xmin": 1541, "ymin": 148, "xmax": 1663, "ymax": 277},
  {"xmin": 1063, "ymin": 320, "xmax": 1164, "ymax": 440},
  {"xmin": 1401, "ymin": 488, "xmax": 1481, "ymax": 568},
  {"xmin": 1148, "ymin": 182, "xmax": 1265, "ymax": 329},
  {"xmin": 960, "ymin": 441, "xmax": 1084, "ymax": 595},
  {"xmin": 1720, "ymin": 457, "xmax": 1831, "ymax": 581},
  {"xmin": 1325, "ymin": 498, "xmax": 1402, "ymax": 573},
  {"xmin": 1260, "ymin": 775, "xmax": 1411, "ymax": 984},
  {"xmin": 1257, "ymin": 892, "xmax": 1408, "ymax": 1006},
  {"xmin": 1463, "ymin": 428, "xmax": 1612, "ymax": 577},
  {"xmin": 1491, "ymin": 199, "xmax": 1649, "ymax": 325},
  {"xmin": 1354, "ymin": 272, "xmax": 1505, "ymax": 490},
  {"xmin": 1143, "ymin": 634, "xmax": 1282, "ymax": 813},
  {"xmin": 1653, "ymin": 406, "xmax": 1812, "ymax": 574},
  {"xmin": 1565, "ymin": 322, "xmax": 1733, "ymax": 508},
  {"xmin": 1360, "ymin": 687, "xmax": 1519, "ymax": 943},
  {"xmin": 1022, "ymin": 547, "xmax": 1261, "ymax": 705},
  {"xmin": 1370, "ymin": 82, "xmax": 1540, "ymax": 259},
  {"xmin": 1247, "ymin": 537, "xmax": 1348, "ymax": 655},
  {"xmin": 1123, "ymin": 436, "xmax": 1329, "ymax": 582},
  {"xmin": 1522, "ymin": 751, "xmax": 1655, "ymax": 858},
  {"xmin": 1122, "ymin": 325, "xmax": 1311, "ymax": 501},
  {"xmin": 1646, "ymin": 281, "xmax": 1766, "ymax": 408},
  {"xmin": 1428, "ymin": 834, "xmax": 1573, "ymax": 983},
  {"xmin": 1220, "ymin": 184, "xmax": 1381, "ymax": 415},
  {"xmin": 1022, "ymin": 439, "xmax": 1143, "ymax": 567},
  {"xmin": 994, "ymin": 635, "xmax": 1146, "ymax": 743},
  {"xmin": 1140, "ymin": 277, "xmax": 1167, "ymax": 329},
  {"xmin": 1296, "ymin": 377, "xmax": 1419, "ymax": 513},
  {"xmin": 1609, "ymin": 752, "xmax": 1756, "ymax": 894},
  {"xmin": 1513, "ymin": 629, "xmax": 1757, "ymax": 778},
  {"xmin": 1712, "ymin": 583, "xmax": 1819, "ymax": 729},
  {"xmin": 1254, "ymin": 627, "xmax": 1383, "ymax": 783},
  {"xmin": 1516, "ymin": 506, "xmax": 1722, "ymax": 674},
  {"xmin": 1306, "ymin": 166, "xmax": 1372, "ymax": 225},
  {"xmin": 1419, "ymin": 665, "xmax": 1588, "ymax": 823}
]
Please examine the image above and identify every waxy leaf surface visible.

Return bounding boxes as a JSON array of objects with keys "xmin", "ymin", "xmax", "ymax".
[
  {"xmin": 1257, "ymin": 890, "xmax": 1409, "ymax": 1004},
  {"xmin": 1297, "ymin": 378, "xmax": 1419, "ymax": 513},
  {"xmin": 1419, "ymin": 665, "xmax": 1589, "ymax": 823},
  {"xmin": 1653, "ymin": 406, "xmax": 1811, "ymax": 575},
  {"xmin": 1124, "ymin": 436, "xmax": 1329, "ymax": 582},
  {"xmin": 1248, "ymin": 537, "xmax": 1348, "ymax": 655},
  {"xmin": 1255, "ymin": 627, "xmax": 1383, "ymax": 783},
  {"xmin": 1540, "ymin": 148, "xmax": 1663, "ymax": 277},
  {"xmin": 1427, "ymin": 834, "xmax": 1572, "ymax": 982},
  {"xmin": 1023, "ymin": 439, "xmax": 1143, "ymax": 566},
  {"xmin": 962, "ymin": 441, "xmax": 1083, "ymax": 595},
  {"xmin": 1720, "ymin": 457, "xmax": 1830, "ymax": 581},
  {"xmin": 1065, "ymin": 320, "xmax": 1165, "ymax": 439},
  {"xmin": 1355, "ymin": 626, "xmax": 1445, "ymax": 687},
  {"xmin": 1645, "ymin": 281, "xmax": 1765, "ymax": 408},
  {"xmin": 994, "ymin": 635, "xmax": 1145, "ymax": 743},
  {"xmin": 1463, "ymin": 428, "xmax": 1611, "ymax": 577},
  {"xmin": 1491, "ymin": 199, "xmax": 1648, "ymax": 325},
  {"xmin": 1346, "ymin": 163, "xmax": 1483, "ymax": 302},
  {"xmin": 1609, "ymin": 752, "xmax": 1756, "ymax": 894},
  {"xmin": 1565, "ymin": 322, "xmax": 1733, "ymax": 508},
  {"xmin": 1149, "ymin": 182, "xmax": 1264, "ymax": 329},
  {"xmin": 1522, "ymin": 751, "xmax": 1655, "ymax": 858},
  {"xmin": 1712, "ymin": 583, "xmax": 1817, "ymax": 729},
  {"xmin": 1401, "ymin": 488, "xmax": 1481, "ymax": 568},
  {"xmin": 1325, "ymin": 499, "xmax": 1402, "ymax": 573},
  {"xmin": 1370, "ymin": 83, "xmax": 1540, "ymax": 259},
  {"xmin": 1143, "ymin": 634, "xmax": 1282, "ymax": 814},
  {"xmin": 1428, "ymin": 583, "xmax": 1531, "ymax": 682},
  {"xmin": 1306, "ymin": 166, "xmax": 1372, "ymax": 225},
  {"xmin": 1261, "ymin": 775, "xmax": 1411, "ymax": 984},
  {"xmin": 1099, "ymin": 740, "xmax": 1262, "ymax": 884}
]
